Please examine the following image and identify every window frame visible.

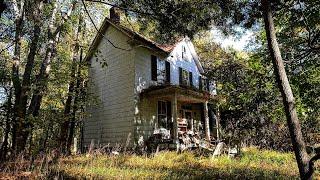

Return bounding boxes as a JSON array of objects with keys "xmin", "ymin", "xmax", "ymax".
[
  {"xmin": 151, "ymin": 55, "xmax": 170, "ymax": 84},
  {"xmin": 157, "ymin": 101, "xmax": 168, "ymax": 129},
  {"xmin": 182, "ymin": 45, "xmax": 187, "ymax": 60},
  {"xmin": 181, "ymin": 68, "xmax": 190, "ymax": 86}
]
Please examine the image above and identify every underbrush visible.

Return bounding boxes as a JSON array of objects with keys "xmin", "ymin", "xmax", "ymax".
[{"xmin": 1, "ymin": 147, "xmax": 319, "ymax": 179}]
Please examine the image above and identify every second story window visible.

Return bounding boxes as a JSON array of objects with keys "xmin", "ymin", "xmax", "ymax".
[
  {"xmin": 157, "ymin": 59, "xmax": 166, "ymax": 83},
  {"xmin": 179, "ymin": 68, "xmax": 193, "ymax": 86},
  {"xmin": 199, "ymin": 76, "xmax": 209, "ymax": 91},
  {"xmin": 151, "ymin": 55, "xmax": 170, "ymax": 84}
]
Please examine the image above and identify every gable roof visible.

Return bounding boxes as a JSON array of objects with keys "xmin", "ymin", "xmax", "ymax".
[
  {"xmin": 84, "ymin": 17, "xmax": 205, "ymax": 74},
  {"xmin": 84, "ymin": 18, "xmax": 172, "ymax": 62}
]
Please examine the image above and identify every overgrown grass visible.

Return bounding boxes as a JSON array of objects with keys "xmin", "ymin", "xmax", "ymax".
[
  {"xmin": 52, "ymin": 147, "xmax": 319, "ymax": 179},
  {"xmin": 1, "ymin": 147, "xmax": 319, "ymax": 179}
]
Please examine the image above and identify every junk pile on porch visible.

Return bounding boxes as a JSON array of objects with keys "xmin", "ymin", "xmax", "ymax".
[{"xmin": 145, "ymin": 128, "xmax": 240, "ymax": 157}]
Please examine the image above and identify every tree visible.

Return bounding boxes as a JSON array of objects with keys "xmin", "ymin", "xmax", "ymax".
[
  {"xmin": 14, "ymin": 0, "xmax": 44, "ymax": 154},
  {"xmin": 261, "ymin": 0, "xmax": 311, "ymax": 178},
  {"xmin": 59, "ymin": 13, "xmax": 84, "ymax": 154},
  {"xmin": 28, "ymin": 0, "xmax": 77, "ymax": 117},
  {"xmin": 0, "ymin": 0, "xmax": 90, "ymax": 157}
]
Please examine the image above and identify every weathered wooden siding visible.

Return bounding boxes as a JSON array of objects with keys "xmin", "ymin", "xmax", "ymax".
[{"xmin": 84, "ymin": 25, "xmax": 135, "ymax": 148}]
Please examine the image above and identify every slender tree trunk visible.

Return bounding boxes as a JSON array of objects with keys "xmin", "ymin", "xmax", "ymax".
[
  {"xmin": 28, "ymin": 1, "xmax": 58, "ymax": 116},
  {"xmin": 60, "ymin": 87, "xmax": 74, "ymax": 153},
  {"xmin": 28, "ymin": 0, "xmax": 76, "ymax": 117},
  {"xmin": 0, "ymin": 88, "xmax": 12, "ymax": 161},
  {"xmin": 261, "ymin": 0, "xmax": 311, "ymax": 179},
  {"xmin": 66, "ymin": 48, "xmax": 83, "ymax": 155},
  {"xmin": 14, "ymin": 1, "xmax": 43, "ymax": 154}
]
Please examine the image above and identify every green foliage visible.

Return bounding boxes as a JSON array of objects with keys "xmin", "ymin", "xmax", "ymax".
[{"xmin": 119, "ymin": 0, "xmax": 222, "ymax": 43}]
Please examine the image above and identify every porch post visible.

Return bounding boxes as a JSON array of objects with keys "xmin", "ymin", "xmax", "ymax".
[
  {"xmin": 204, "ymin": 101, "xmax": 211, "ymax": 141},
  {"xmin": 216, "ymin": 107, "xmax": 221, "ymax": 141},
  {"xmin": 172, "ymin": 92, "xmax": 178, "ymax": 142}
]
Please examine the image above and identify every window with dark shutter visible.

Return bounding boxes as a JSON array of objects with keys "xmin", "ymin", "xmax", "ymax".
[
  {"xmin": 206, "ymin": 79, "xmax": 210, "ymax": 91},
  {"xmin": 199, "ymin": 76, "xmax": 202, "ymax": 90},
  {"xmin": 179, "ymin": 67, "xmax": 183, "ymax": 85},
  {"xmin": 151, "ymin": 55, "xmax": 157, "ymax": 81},
  {"xmin": 189, "ymin": 72, "xmax": 193, "ymax": 86},
  {"xmin": 165, "ymin": 61, "xmax": 170, "ymax": 83}
]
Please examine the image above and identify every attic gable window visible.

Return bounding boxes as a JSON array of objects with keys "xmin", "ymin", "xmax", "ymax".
[
  {"xmin": 182, "ymin": 45, "xmax": 187, "ymax": 60},
  {"xmin": 151, "ymin": 55, "xmax": 171, "ymax": 84}
]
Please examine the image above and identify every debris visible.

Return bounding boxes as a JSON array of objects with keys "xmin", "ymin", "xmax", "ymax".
[
  {"xmin": 111, "ymin": 151, "xmax": 119, "ymax": 155},
  {"xmin": 228, "ymin": 146, "xmax": 239, "ymax": 158},
  {"xmin": 212, "ymin": 142, "xmax": 226, "ymax": 158}
]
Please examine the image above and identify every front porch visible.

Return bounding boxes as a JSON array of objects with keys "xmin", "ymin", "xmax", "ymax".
[{"xmin": 139, "ymin": 85, "xmax": 220, "ymax": 145}]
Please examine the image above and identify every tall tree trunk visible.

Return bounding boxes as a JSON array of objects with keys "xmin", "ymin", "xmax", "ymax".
[
  {"xmin": 28, "ymin": 0, "xmax": 76, "ymax": 117},
  {"xmin": 66, "ymin": 48, "xmax": 83, "ymax": 155},
  {"xmin": 28, "ymin": 1, "xmax": 58, "ymax": 116},
  {"xmin": 59, "ymin": 13, "xmax": 82, "ymax": 154},
  {"xmin": 14, "ymin": 1, "xmax": 43, "ymax": 154},
  {"xmin": 59, "ymin": 81, "xmax": 75, "ymax": 153},
  {"xmin": 261, "ymin": 0, "xmax": 311, "ymax": 179},
  {"xmin": 11, "ymin": 0, "xmax": 24, "ymax": 150}
]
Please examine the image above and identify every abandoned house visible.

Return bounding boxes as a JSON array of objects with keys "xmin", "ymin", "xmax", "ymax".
[{"xmin": 83, "ymin": 8, "xmax": 219, "ymax": 150}]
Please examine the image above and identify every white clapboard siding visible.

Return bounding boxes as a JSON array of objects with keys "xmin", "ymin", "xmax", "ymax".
[{"xmin": 84, "ymin": 26, "xmax": 135, "ymax": 148}]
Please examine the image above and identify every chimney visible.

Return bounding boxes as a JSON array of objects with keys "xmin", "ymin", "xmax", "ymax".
[{"xmin": 110, "ymin": 7, "xmax": 120, "ymax": 24}]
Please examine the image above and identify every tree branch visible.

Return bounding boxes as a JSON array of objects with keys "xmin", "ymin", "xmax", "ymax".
[
  {"xmin": 81, "ymin": 0, "xmax": 131, "ymax": 51},
  {"xmin": 84, "ymin": 0, "xmax": 153, "ymax": 16},
  {"xmin": 306, "ymin": 153, "xmax": 320, "ymax": 178}
]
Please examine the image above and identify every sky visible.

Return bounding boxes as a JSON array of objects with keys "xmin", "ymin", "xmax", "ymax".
[{"xmin": 210, "ymin": 27, "xmax": 256, "ymax": 51}]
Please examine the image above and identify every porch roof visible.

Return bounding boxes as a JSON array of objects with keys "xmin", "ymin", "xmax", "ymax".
[{"xmin": 140, "ymin": 85, "xmax": 216, "ymax": 103}]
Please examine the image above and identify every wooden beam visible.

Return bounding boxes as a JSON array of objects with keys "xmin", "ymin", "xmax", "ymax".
[{"xmin": 204, "ymin": 101, "xmax": 211, "ymax": 141}]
